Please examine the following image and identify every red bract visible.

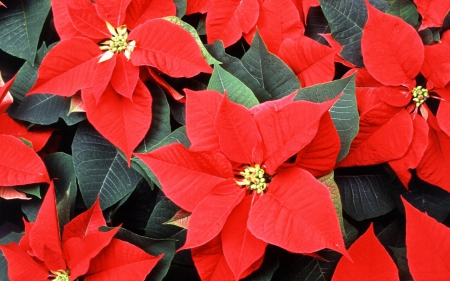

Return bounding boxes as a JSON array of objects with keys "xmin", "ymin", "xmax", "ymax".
[
  {"xmin": 332, "ymin": 224, "xmax": 399, "ymax": 281},
  {"xmin": 338, "ymin": 1, "xmax": 450, "ymax": 191},
  {"xmin": 403, "ymin": 197, "xmax": 450, "ymax": 280},
  {"xmin": 137, "ymin": 89, "xmax": 347, "ymax": 279},
  {"xmin": 414, "ymin": 0, "xmax": 450, "ymax": 30},
  {"xmin": 28, "ymin": 0, "xmax": 212, "ymax": 160},
  {"xmin": 0, "ymin": 182, "xmax": 162, "ymax": 281}
]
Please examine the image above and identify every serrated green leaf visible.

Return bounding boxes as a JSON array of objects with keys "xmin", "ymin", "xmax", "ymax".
[
  {"xmin": 136, "ymin": 82, "xmax": 171, "ymax": 153},
  {"xmin": 0, "ymin": 0, "xmax": 51, "ymax": 62},
  {"xmin": 385, "ymin": 0, "xmax": 420, "ymax": 29},
  {"xmin": 241, "ymin": 32, "xmax": 300, "ymax": 101},
  {"xmin": 205, "ymin": 41, "xmax": 272, "ymax": 102},
  {"xmin": 163, "ymin": 16, "xmax": 220, "ymax": 65},
  {"xmin": 318, "ymin": 0, "xmax": 367, "ymax": 67},
  {"xmin": 318, "ymin": 171, "xmax": 345, "ymax": 236},
  {"xmin": 335, "ymin": 174, "xmax": 396, "ymax": 221},
  {"xmin": 72, "ymin": 122, "xmax": 142, "ymax": 209},
  {"xmin": 146, "ymin": 197, "xmax": 184, "ymax": 239},
  {"xmin": 208, "ymin": 64, "xmax": 259, "ymax": 108},
  {"xmin": 295, "ymin": 74, "xmax": 359, "ymax": 161},
  {"xmin": 132, "ymin": 126, "xmax": 190, "ymax": 189}
]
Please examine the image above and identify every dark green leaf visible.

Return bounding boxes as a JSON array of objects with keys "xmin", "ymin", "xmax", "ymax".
[
  {"xmin": 207, "ymin": 64, "xmax": 259, "ymax": 108},
  {"xmin": 103, "ymin": 227, "xmax": 176, "ymax": 281},
  {"xmin": 14, "ymin": 184, "xmax": 40, "ymax": 198},
  {"xmin": 197, "ymin": 14, "xmax": 206, "ymax": 35},
  {"xmin": 242, "ymin": 246, "xmax": 280, "ymax": 281},
  {"xmin": 146, "ymin": 197, "xmax": 183, "ymax": 239},
  {"xmin": 295, "ymin": 74, "xmax": 359, "ymax": 161},
  {"xmin": 72, "ymin": 122, "xmax": 142, "ymax": 209},
  {"xmin": 0, "ymin": 231, "xmax": 23, "ymax": 281},
  {"xmin": 385, "ymin": 0, "xmax": 420, "ymax": 29},
  {"xmin": 390, "ymin": 247, "xmax": 413, "ymax": 281},
  {"xmin": 241, "ymin": 32, "xmax": 301, "ymax": 102},
  {"xmin": 318, "ymin": 0, "xmax": 367, "ymax": 67},
  {"xmin": 0, "ymin": 0, "xmax": 51, "ymax": 62},
  {"xmin": 173, "ymin": 0, "xmax": 186, "ymax": 18},
  {"xmin": 305, "ymin": 7, "xmax": 331, "ymax": 45},
  {"xmin": 335, "ymin": 174, "xmax": 396, "ymax": 221},
  {"xmin": 136, "ymin": 82, "xmax": 171, "ymax": 152},
  {"xmin": 205, "ymin": 41, "xmax": 271, "ymax": 102}
]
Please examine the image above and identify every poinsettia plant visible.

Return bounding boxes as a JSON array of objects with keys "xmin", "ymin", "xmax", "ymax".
[{"xmin": 1, "ymin": 0, "xmax": 450, "ymax": 280}]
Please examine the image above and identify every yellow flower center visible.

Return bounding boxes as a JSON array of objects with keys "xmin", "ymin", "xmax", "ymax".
[
  {"xmin": 98, "ymin": 22, "xmax": 136, "ymax": 63},
  {"xmin": 236, "ymin": 164, "xmax": 269, "ymax": 194},
  {"xmin": 411, "ymin": 86, "xmax": 429, "ymax": 107},
  {"xmin": 50, "ymin": 269, "xmax": 70, "ymax": 281}
]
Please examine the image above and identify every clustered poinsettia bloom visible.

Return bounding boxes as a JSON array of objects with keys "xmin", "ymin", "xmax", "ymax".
[
  {"xmin": 0, "ymin": 182, "xmax": 162, "ymax": 281},
  {"xmin": 27, "ymin": 0, "xmax": 212, "ymax": 160},
  {"xmin": 336, "ymin": 0, "xmax": 450, "ymax": 192},
  {"xmin": 0, "ymin": 74, "xmax": 52, "ymax": 200},
  {"xmin": 137, "ymin": 89, "xmax": 348, "ymax": 280}
]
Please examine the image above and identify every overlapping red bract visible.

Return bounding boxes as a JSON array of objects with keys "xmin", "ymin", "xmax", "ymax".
[
  {"xmin": 138, "ymin": 89, "xmax": 347, "ymax": 278},
  {"xmin": 28, "ymin": 0, "xmax": 212, "ymax": 161},
  {"xmin": 0, "ymin": 183, "xmax": 162, "ymax": 281}
]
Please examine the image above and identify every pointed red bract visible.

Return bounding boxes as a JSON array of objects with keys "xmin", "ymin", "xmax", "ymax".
[
  {"xmin": 125, "ymin": 0, "xmax": 176, "ymax": 29},
  {"xmin": 94, "ymin": 0, "xmax": 132, "ymax": 27},
  {"xmin": 332, "ymin": 224, "xmax": 399, "ymax": 281},
  {"xmin": 403, "ymin": 197, "xmax": 450, "ymax": 280},
  {"xmin": 422, "ymin": 32, "xmax": 450, "ymax": 89},
  {"xmin": 206, "ymin": 0, "xmax": 259, "ymax": 47},
  {"xmin": 279, "ymin": 36, "xmax": 335, "ymax": 87},
  {"xmin": 414, "ymin": 0, "xmax": 450, "ymax": 30},
  {"xmin": 215, "ymin": 94, "xmax": 263, "ymax": 164},
  {"xmin": 362, "ymin": 0, "xmax": 423, "ymax": 87},
  {"xmin": 0, "ymin": 73, "xmax": 15, "ymax": 114},
  {"xmin": 85, "ymin": 239, "xmax": 162, "ymax": 280},
  {"xmin": 51, "ymin": 0, "xmax": 85, "ymax": 40},
  {"xmin": 29, "ymin": 182, "xmax": 66, "ymax": 271},
  {"xmin": 438, "ymin": 100, "xmax": 450, "ymax": 137},
  {"xmin": 222, "ymin": 196, "xmax": 267, "ymax": 280},
  {"xmin": 248, "ymin": 167, "xmax": 347, "ymax": 256},
  {"xmin": 0, "ymin": 243, "xmax": 49, "ymax": 281},
  {"xmin": 67, "ymin": 5, "xmax": 110, "ymax": 39},
  {"xmin": 181, "ymin": 180, "xmax": 245, "ymax": 250},
  {"xmin": 338, "ymin": 106, "xmax": 413, "ymax": 167},
  {"xmin": 186, "ymin": 0, "xmax": 211, "ymax": 14},
  {"xmin": 416, "ymin": 126, "xmax": 450, "ymax": 192},
  {"xmin": 185, "ymin": 89, "xmax": 222, "ymax": 152},
  {"xmin": 136, "ymin": 143, "xmax": 234, "ymax": 211},
  {"xmin": 110, "ymin": 54, "xmax": 139, "ymax": 100},
  {"xmin": 147, "ymin": 67, "xmax": 185, "ymax": 102},
  {"xmin": 92, "ymin": 56, "xmax": 117, "ymax": 103},
  {"xmin": 252, "ymin": 0, "xmax": 304, "ymax": 54},
  {"xmin": 129, "ymin": 19, "xmax": 212, "ymax": 78},
  {"xmin": 28, "ymin": 38, "xmax": 101, "ymax": 97},
  {"xmin": 82, "ymin": 81, "xmax": 152, "ymax": 161},
  {"xmin": 0, "ymin": 135, "xmax": 49, "ymax": 186}
]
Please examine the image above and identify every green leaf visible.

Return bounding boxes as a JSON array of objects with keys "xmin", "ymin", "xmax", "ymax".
[
  {"xmin": 8, "ymin": 43, "xmax": 86, "ymax": 125},
  {"xmin": 242, "ymin": 246, "xmax": 280, "ymax": 281},
  {"xmin": 208, "ymin": 64, "xmax": 259, "ymax": 108},
  {"xmin": 136, "ymin": 82, "xmax": 171, "ymax": 153},
  {"xmin": 14, "ymin": 184, "xmax": 40, "ymax": 198},
  {"xmin": 318, "ymin": 171, "xmax": 345, "ymax": 236},
  {"xmin": 241, "ymin": 32, "xmax": 301, "ymax": 101},
  {"xmin": 44, "ymin": 152, "xmax": 77, "ymax": 227},
  {"xmin": 72, "ymin": 122, "xmax": 142, "ymax": 209},
  {"xmin": 0, "ymin": 231, "xmax": 23, "ymax": 280},
  {"xmin": 205, "ymin": 41, "xmax": 271, "ymax": 102},
  {"xmin": 163, "ymin": 16, "xmax": 220, "ymax": 65},
  {"xmin": 295, "ymin": 74, "xmax": 359, "ymax": 161},
  {"xmin": 173, "ymin": 0, "xmax": 187, "ymax": 18},
  {"xmin": 146, "ymin": 197, "xmax": 183, "ymax": 239},
  {"xmin": 385, "ymin": 0, "xmax": 420, "ymax": 29},
  {"xmin": 390, "ymin": 247, "xmax": 413, "ymax": 281},
  {"xmin": 318, "ymin": 0, "xmax": 367, "ymax": 67},
  {"xmin": 335, "ymin": 173, "xmax": 396, "ymax": 221},
  {"xmin": 132, "ymin": 126, "xmax": 190, "ymax": 189},
  {"xmin": 103, "ymin": 227, "xmax": 176, "ymax": 281},
  {"xmin": 0, "ymin": 0, "xmax": 51, "ymax": 62}
]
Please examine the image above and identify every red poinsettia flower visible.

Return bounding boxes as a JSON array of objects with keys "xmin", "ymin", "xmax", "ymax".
[
  {"xmin": 0, "ymin": 73, "xmax": 51, "ymax": 200},
  {"xmin": 0, "ymin": 182, "xmax": 162, "ymax": 281},
  {"xmin": 337, "ymin": 0, "xmax": 450, "ymax": 192},
  {"xmin": 137, "ymin": 89, "xmax": 347, "ymax": 279},
  {"xmin": 27, "ymin": 0, "xmax": 212, "ymax": 160}
]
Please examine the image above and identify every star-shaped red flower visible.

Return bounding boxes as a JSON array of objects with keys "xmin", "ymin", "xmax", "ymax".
[{"xmin": 137, "ymin": 89, "xmax": 347, "ymax": 279}]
